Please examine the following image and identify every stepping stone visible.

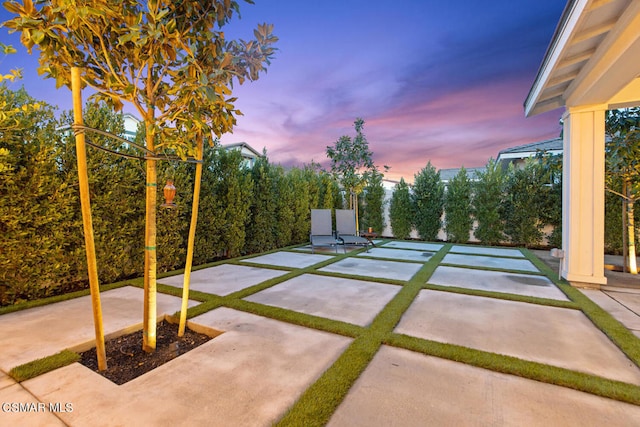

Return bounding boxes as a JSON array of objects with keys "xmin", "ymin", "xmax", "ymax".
[
  {"xmin": 450, "ymin": 245, "xmax": 525, "ymax": 258},
  {"xmin": 319, "ymin": 258, "xmax": 422, "ymax": 281},
  {"xmin": 429, "ymin": 266, "xmax": 568, "ymax": 300},
  {"xmin": 159, "ymin": 264, "xmax": 288, "ymax": 295},
  {"xmin": 442, "ymin": 253, "xmax": 538, "ymax": 272},
  {"xmin": 245, "ymin": 274, "xmax": 400, "ymax": 326},
  {"xmin": 395, "ymin": 290, "xmax": 640, "ymax": 384},
  {"xmin": 242, "ymin": 251, "xmax": 332, "ymax": 269},
  {"xmin": 358, "ymin": 247, "xmax": 435, "ymax": 262},
  {"xmin": 382, "ymin": 241, "xmax": 444, "ymax": 251}
]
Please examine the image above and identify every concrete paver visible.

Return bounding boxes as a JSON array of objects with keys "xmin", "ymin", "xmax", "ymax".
[
  {"xmin": 159, "ymin": 264, "xmax": 288, "ymax": 295},
  {"xmin": 242, "ymin": 251, "xmax": 332, "ymax": 268},
  {"xmin": 0, "ymin": 286, "xmax": 197, "ymax": 371},
  {"xmin": 0, "ymin": 371, "xmax": 16, "ymax": 391},
  {"xmin": 0, "ymin": 383, "xmax": 66, "ymax": 426},
  {"xmin": 581, "ymin": 289, "xmax": 640, "ymax": 337},
  {"xmin": 244, "ymin": 274, "xmax": 400, "ymax": 326},
  {"xmin": 381, "ymin": 241, "xmax": 443, "ymax": 251},
  {"xmin": 328, "ymin": 346, "xmax": 640, "ymax": 427},
  {"xmin": 3, "ymin": 243, "xmax": 640, "ymax": 426},
  {"xmin": 319, "ymin": 257, "xmax": 422, "ymax": 281},
  {"xmin": 442, "ymin": 253, "xmax": 539, "ymax": 272},
  {"xmin": 21, "ymin": 308, "xmax": 351, "ymax": 427},
  {"xmin": 450, "ymin": 245, "xmax": 525, "ymax": 257},
  {"xmin": 358, "ymin": 247, "xmax": 434, "ymax": 262},
  {"xmin": 395, "ymin": 290, "xmax": 640, "ymax": 384},
  {"xmin": 429, "ymin": 265, "xmax": 569, "ymax": 300}
]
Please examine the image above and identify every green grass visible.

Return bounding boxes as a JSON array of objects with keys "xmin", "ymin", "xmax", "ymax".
[
  {"xmin": 5, "ymin": 239, "xmax": 640, "ymax": 423},
  {"xmin": 9, "ymin": 350, "xmax": 80, "ymax": 382},
  {"xmin": 385, "ymin": 333, "xmax": 640, "ymax": 406},
  {"xmin": 522, "ymin": 248, "xmax": 640, "ymax": 368}
]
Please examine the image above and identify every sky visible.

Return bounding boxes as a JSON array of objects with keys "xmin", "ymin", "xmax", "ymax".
[{"xmin": 0, "ymin": 0, "xmax": 567, "ymax": 182}]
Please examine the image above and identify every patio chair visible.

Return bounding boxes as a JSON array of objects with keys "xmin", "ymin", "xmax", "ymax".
[
  {"xmin": 335, "ymin": 209, "xmax": 373, "ymax": 252},
  {"xmin": 310, "ymin": 209, "xmax": 340, "ymax": 254}
]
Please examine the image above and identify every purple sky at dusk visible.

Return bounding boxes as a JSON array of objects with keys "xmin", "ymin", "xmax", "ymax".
[{"xmin": 1, "ymin": 1, "xmax": 567, "ymax": 182}]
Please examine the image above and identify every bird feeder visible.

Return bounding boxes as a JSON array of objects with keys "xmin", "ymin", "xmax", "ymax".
[{"xmin": 162, "ymin": 179, "xmax": 177, "ymax": 208}]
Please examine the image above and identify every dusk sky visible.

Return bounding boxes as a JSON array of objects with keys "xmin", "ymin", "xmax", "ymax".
[{"xmin": 1, "ymin": 1, "xmax": 567, "ymax": 182}]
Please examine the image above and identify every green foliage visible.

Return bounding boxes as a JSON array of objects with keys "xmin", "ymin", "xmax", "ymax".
[
  {"xmin": 0, "ymin": 87, "xmax": 76, "ymax": 305},
  {"xmin": 444, "ymin": 167, "xmax": 472, "ymax": 243},
  {"xmin": 194, "ymin": 147, "xmax": 253, "ymax": 262},
  {"xmin": 361, "ymin": 168, "xmax": 385, "ymax": 233},
  {"xmin": 326, "ymin": 118, "xmax": 375, "ymax": 208},
  {"xmin": 274, "ymin": 166, "xmax": 295, "ymax": 247},
  {"xmin": 60, "ymin": 103, "xmax": 148, "ymax": 280},
  {"xmin": 389, "ymin": 178, "xmax": 413, "ymax": 239},
  {"xmin": 3, "ymin": 0, "xmax": 278, "ymax": 150},
  {"xmin": 288, "ymin": 168, "xmax": 311, "ymax": 243},
  {"xmin": 501, "ymin": 161, "xmax": 545, "ymax": 247},
  {"xmin": 412, "ymin": 162, "xmax": 444, "ymax": 240},
  {"xmin": 535, "ymin": 153, "xmax": 562, "ymax": 248},
  {"xmin": 245, "ymin": 154, "xmax": 278, "ymax": 253},
  {"xmin": 472, "ymin": 159, "xmax": 505, "ymax": 245}
]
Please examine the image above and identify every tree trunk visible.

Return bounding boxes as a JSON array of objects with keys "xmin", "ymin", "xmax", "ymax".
[
  {"xmin": 622, "ymin": 184, "xmax": 628, "ymax": 273},
  {"xmin": 179, "ymin": 136, "xmax": 204, "ymax": 337},
  {"xmin": 143, "ymin": 124, "xmax": 157, "ymax": 352},
  {"xmin": 626, "ymin": 179, "xmax": 637, "ymax": 275}
]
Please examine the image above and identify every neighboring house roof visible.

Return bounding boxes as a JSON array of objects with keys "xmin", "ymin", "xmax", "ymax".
[
  {"xmin": 222, "ymin": 142, "xmax": 263, "ymax": 159},
  {"xmin": 497, "ymin": 137, "xmax": 563, "ymax": 161},
  {"xmin": 439, "ymin": 167, "xmax": 486, "ymax": 183}
]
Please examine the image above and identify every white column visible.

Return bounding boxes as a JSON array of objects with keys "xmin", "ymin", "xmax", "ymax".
[{"xmin": 561, "ymin": 105, "xmax": 607, "ymax": 288}]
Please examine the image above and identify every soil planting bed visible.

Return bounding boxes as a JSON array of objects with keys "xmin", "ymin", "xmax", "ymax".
[{"xmin": 80, "ymin": 320, "xmax": 213, "ymax": 385}]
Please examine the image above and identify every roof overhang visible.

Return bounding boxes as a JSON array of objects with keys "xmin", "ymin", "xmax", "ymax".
[{"xmin": 525, "ymin": 0, "xmax": 640, "ymax": 117}]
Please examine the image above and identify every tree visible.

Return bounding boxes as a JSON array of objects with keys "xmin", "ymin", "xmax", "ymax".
[
  {"xmin": 472, "ymin": 159, "xmax": 505, "ymax": 245},
  {"xmin": 361, "ymin": 167, "xmax": 386, "ymax": 233},
  {"xmin": 444, "ymin": 167, "xmax": 472, "ymax": 243},
  {"xmin": 326, "ymin": 118, "xmax": 375, "ymax": 232},
  {"xmin": 389, "ymin": 178, "xmax": 413, "ymax": 239},
  {"xmin": 606, "ymin": 107, "xmax": 640, "ymax": 274},
  {"xmin": 412, "ymin": 162, "xmax": 444, "ymax": 240},
  {"xmin": 245, "ymin": 153, "xmax": 278, "ymax": 253},
  {"xmin": 4, "ymin": 0, "xmax": 277, "ymax": 351},
  {"xmin": 501, "ymin": 161, "xmax": 545, "ymax": 247}
]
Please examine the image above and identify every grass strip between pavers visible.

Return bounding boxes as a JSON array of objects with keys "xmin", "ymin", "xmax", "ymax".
[
  {"xmin": 9, "ymin": 350, "xmax": 80, "ymax": 382},
  {"xmin": 423, "ymin": 283, "xmax": 579, "ymax": 310},
  {"xmin": 522, "ymin": 248, "xmax": 640, "ymax": 369},
  {"xmin": 385, "ymin": 333, "xmax": 640, "ymax": 406},
  {"xmin": 275, "ymin": 244, "xmax": 452, "ymax": 427}
]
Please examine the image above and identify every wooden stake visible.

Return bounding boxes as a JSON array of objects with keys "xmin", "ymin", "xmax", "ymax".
[
  {"xmin": 179, "ymin": 135, "xmax": 204, "ymax": 336},
  {"xmin": 71, "ymin": 67, "xmax": 107, "ymax": 371}
]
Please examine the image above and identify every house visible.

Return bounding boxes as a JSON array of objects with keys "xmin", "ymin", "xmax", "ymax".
[
  {"xmin": 496, "ymin": 137, "xmax": 563, "ymax": 169},
  {"xmin": 524, "ymin": 0, "xmax": 640, "ymax": 288},
  {"xmin": 221, "ymin": 142, "xmax": 263, "ymax": 168}
]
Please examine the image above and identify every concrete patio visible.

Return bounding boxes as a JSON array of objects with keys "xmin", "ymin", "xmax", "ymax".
[{"xmin": 1, "ymin": 241, "xmax": 640, "ymax": 426}]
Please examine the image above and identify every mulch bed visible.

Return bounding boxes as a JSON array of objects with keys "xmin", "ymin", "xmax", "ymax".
[{"xmin": 79, "ymin": 320, "xmax": 213, "ymax": 385}]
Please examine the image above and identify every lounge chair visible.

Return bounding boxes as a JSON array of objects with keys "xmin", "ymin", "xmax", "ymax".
[
  {"xmin": 310, "ymin": 209, "xmax": 340, "ymax": 253},
  {"xmin": 335, "ymin": 209, "xmax": 372, "ymax": 252}
]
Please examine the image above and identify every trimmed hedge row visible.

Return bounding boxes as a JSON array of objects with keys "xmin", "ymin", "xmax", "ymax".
[{"xmin": 1, "ymin": 93, "xmax": 349, "ymax": 306}]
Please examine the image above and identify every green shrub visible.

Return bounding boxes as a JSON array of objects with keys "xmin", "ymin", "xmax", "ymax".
[
  {"xmin": 412, "ymin": 162, "xmax": 444, "ymax": 240},
  {"xmin": 444, "ymin": 167, "xmax": 472, "ymax": 243},
  {"xmin": 472, "ymin": 159, "xmax": 505, "ymax": 245},
  {"xmin": 389, "ymin": 178, "xmax": 413, "ymax": 239}
]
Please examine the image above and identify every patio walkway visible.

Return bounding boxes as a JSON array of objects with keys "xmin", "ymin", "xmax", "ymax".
[{"xmin": 1, "ymin": 242, "xmax": 640, "ymax": 426}]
